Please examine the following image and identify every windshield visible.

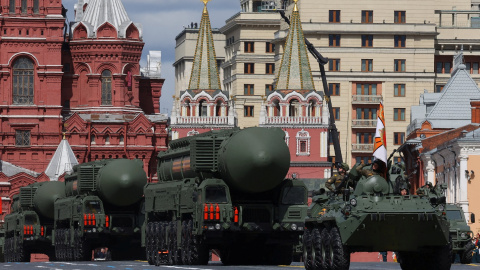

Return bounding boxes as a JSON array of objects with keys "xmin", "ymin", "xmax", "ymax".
[
  {"xmin": 446, "ymin": 210, "xmax": 463, "ymax": 221},
  {"xmin": 205, "ymin": 186, "xmax": 228, "ymax": 203},
  {"xmin": 282, "ymin": 186, "xmax": 306, "ymax": 205},
  {"xmin": 85, "ymin": 201, "xmax": 102, "ymax": 214}
]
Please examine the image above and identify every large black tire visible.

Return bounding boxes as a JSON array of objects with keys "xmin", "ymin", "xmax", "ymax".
[
  {"xmin": 428, "ymin": 244, "xmax": 452, "ymax": 270},
  {"xmin": 146, "ymin": 222, "xmax": 154, "ymax": 265},
  {"xmin": 154, "ymin": 222, "xmax": 163, "ymax": 266},
  {"xmin": 55, "ymin": 230, "xmax": 62, "ymax": 261},
  {"xmin": 267, "ymin": 244, "xmax": 293, "ymax": 265},
  {"xmin": 398, "ymin": 252, "xmax": 424, "ymax": 270},
  {"xmin": 168, "ymin": 221, "xmax": 181, "ymax": 265},
  {"xmin": 65, "ymin": 229, "xmax": 73, "ymax": 261},
  {"xmin": 312, "ymin": 227, "xmax": 327, "ymax": 270},
  {"xmin": 329, "ymin": 227, "xmax": 350, "ymax": 270},
  {"xmin": 460, "ymin": 242, "xmax": 474, "ymax": 264},
  {"xmin": 303, "ymin": 228, "xmax": 314, "ymax": 270}
]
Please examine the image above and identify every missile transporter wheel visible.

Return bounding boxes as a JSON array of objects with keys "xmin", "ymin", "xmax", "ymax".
[
  {"xmin": 73, "ymin": 229, "xmax": 90, "ymax": 261},
  {"xmin": 460, "ymin": 241, "xmax": 474, "ymax": 264},
  {"xmin": 303, "ymin": 228, "xmax": 314, "ymax": 270},
  {"xmin": 16, "ymin": 235, "xmax": 30, "ymax": 262},
  {"xmin": 329, "ymin": 227, "xmax": 350, "ymax": 270},
  {"xmin": 181, "ymin": 220, "xmax": 208, "ymax": 265},
  {"xmin": 311, "ymin": 227, "xmax": 328, "ymax": 269},
  {"xmin": 146, "ymin": 222, "xmax": 154, "ymax": 265},
  {"xmin": 154, "ymin": 222, "xmax": 168, "ymax": 266},
  {"xmin": 168, "ymin": 221, "xmax": 181, "ymax": 265}
]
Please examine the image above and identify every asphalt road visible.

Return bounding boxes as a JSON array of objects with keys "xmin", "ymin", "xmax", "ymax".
[{"xmin": 1, "ymin": 262, "xmax": 480, "ymax": 270}]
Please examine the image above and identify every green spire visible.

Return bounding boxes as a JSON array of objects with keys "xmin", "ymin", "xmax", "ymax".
[
  {"xmin": 188, "ymin": 0, "xmax": 221, "ymax": 91},
  {"xmin": 275, "ymin": 0, "xmax": 315, "ymax": 91}
]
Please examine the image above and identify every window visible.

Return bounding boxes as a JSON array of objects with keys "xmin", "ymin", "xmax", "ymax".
[
  {"xmin": 394, "ymin": 84, "xmax": 405, "ymax": 97},
  {"xmin": 9, "ymin": 0, "xmax": 15, "ymax": 13},
  {"xmin": 244, "ymin": 106, "xmax": 254, "ymax": 117},
  {"xmin": 199, "ymin": 100, "xmax": 207, "ymax": 116},
  {"xmin": 101, "ymin": 70, "xmax": 112, "ymax": 105},
  {"xmin": 394, "ymin": 157, "xmax": 403, "ymax": 164},
  {"xmin": 265, "ymin": 84, "xmax": 273, "ymax": 94},
  {"xmin": 296, "ymin": 130, "xmax": 311, "ymax": 156},
  {"xmin": 395, "ymin": 11, "xmax": 406, "ymax": 23},
  {"xmin": 436, "ymin": 62, "xmax": 451, "ymax": 74},
  {"xmin": 435, "ymin": 85, "xmax": 444, "ymax": 93},
  {"xmin": 15, "ymin": 130, "xmax": 30, "ymax": 146},
  {"xmin": 355, "ymin": 156, "xmax": 373, "ymax": 164},
  {"xmin": 13, "ymin": 57, "xmax": 35, "ymax": 105},
  {"xmin": 289, "ymin": 99, "xmax": 300, "ymax": 117},
  {"xmin": 329, "ymin": 10, "xmax": 340, "ymax": 23},
  {"xmin": 329, "ymin": 83, "xmax": 340, "ymax": 96},
  {"xmin": 329, "ymin": 34, "xmax": 341, "ymax": 47},
  {"xmin": 244, "ymin": 42, "xmax": 254, "ymax": 53},
  {"xmin": 244, "ymin": 63, "xmax": 254, "ymax": 74},
  {"xmin": 21, "ymin": 0, "xmax": 27, "ymax": 14},
  {"xmin": 356, "ymin": 132, "xmax": 375, "ymax": 144},
  {"xmin": 329, "ymin": 59, "xmax": 340, "ymax": 71},
  {"xmin": 356, "ymin": 108, "xmax": 377, "ymax": 119},
  {"xmin": 329, "ymin": 132, "xmax": 340, "ymax": 145},
  {"xmin": 362, "ymin": 59, "xmax": 373, "ymax": 72},
  {"xmin": 394, "ymin": 108, "xmax": 405, "ymax": 121},
  {"xmin": 394, "ymin": 35, "xmax": 406, "ymax": 48},
  {"xmin": 33, "ymin": 0, "xmax": 39, "ymax": 13},
  {"xmin": 333, "ymin": 107, "xmax": 340, "ymax": 120},
  {"xmin": 362, "ymin": 35, "xmax": 373, "ymax": 47},
  {"xmin": 356, "ymin": 83, "xmax": 377, "ymax": 95},
  {"xmin": 362, "ymin": 10, "xmax": 373, "ymax": 23},
  {"xmin": 266, "ymin": 63, "xmax": 275, "ymax": 74},
  {"xmin": 394, "ymin": 132, "xmax": 405, "ymax": 145},
  {"xmin": 394, "ymin": 59, "xmax": 406, "ymax": 72},
  {"xmin": 244, "ymin": 84, "xmax": 254, "ymax": 95},
  {"xmin": 91, "ymin": 134, "xmax": 96, "ymax": 144},
  {"xmin": 266, "ymin": 42, "xmax": 275, "ymax": 53},
  {"xmin": 465, "ymin": 62, "xmax": 479, "ymax": 74}
]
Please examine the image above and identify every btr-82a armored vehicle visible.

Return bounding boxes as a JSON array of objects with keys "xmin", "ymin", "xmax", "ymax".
[
  {"xmin": 303, "ymin": 160, "xmax": 452, "ymax": 270},
  {"xmin": 445, "ymin": 204, "xmax": 475, "ymax": 264}
]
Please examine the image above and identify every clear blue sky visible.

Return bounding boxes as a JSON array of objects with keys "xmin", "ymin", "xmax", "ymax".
[{"xmin": 62, "ymin": 0, "xmax": 240, "ymax": 115}]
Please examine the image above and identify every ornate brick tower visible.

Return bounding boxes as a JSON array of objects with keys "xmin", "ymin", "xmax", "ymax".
[
  {"xmin": 0, "ymin": 0, "xmax": 66, "ymax": 171},
  {"xmin": 61, "ymin": 0, "xmax": 167, "ymax": 180},
  {"xmin": 260, "ymin": 0, "xmax": 330, "ymax": 185},
  {"xmin": 170, "ymin": 0, "xmax": 235, "ymax": 139}
]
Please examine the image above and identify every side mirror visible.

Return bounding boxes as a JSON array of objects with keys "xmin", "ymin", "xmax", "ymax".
[{"xmin": 472, "ymin": 213, "xmax": 476, "ymax": 224}]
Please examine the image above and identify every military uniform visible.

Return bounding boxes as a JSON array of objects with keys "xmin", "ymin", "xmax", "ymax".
[
  {"xmin": 325, "ymin": 173, "xmax": 347, "ymax": 192},
  {"xmin": 356, "ymin": 162, "xmax": 384, "ymax": 178}
]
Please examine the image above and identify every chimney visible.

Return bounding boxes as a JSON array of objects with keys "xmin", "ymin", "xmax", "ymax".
[{"xmin": 471, "ymin": 99, "xmax": 480, "ymax": 123}]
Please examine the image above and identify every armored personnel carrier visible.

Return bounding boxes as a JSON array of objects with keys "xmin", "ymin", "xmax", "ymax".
[
  {"xmin": 143, "ymin": 127, "xmax": 308, "ymax": 266},
  {"xmin": 3, "ymin": 181, "xmax": 65, "ymax": 262},
  {"xmin": 446, "ymin": 204, "xmax": 475, "ymax": 264},
  {"xmin": 54, "ymin": 159, "xmax": 147, "ymax": 261},
  {"xmin": 303, "ymin": 161, "xmax": 451, "ymax": 270}
]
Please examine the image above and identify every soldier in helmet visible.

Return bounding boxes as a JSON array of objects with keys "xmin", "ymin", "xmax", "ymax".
[
  {"xmin": 356, "ymin": 159, "xmax": 386, "ymax": 178},
  {"xmin": 325, "ymin": 163, "xmax": 350, "ymax": 192}
]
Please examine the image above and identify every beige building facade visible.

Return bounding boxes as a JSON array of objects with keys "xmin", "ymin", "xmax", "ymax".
[{"xmin": 174, "ymin": 0, "xmax": 480, "ymax": 166}]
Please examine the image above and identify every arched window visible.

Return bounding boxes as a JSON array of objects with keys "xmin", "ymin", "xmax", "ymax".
[
  {"xmin": 184, "ymin": 100, "xmax": 191, "ymax": 116},
  {"xmin": 9, "ymin": 0, "xmax": 15, "ymax": 14},
  {"xmin": 21, "ymin": 0, "xmax": 27, "ymax": 14},
  {"xmin": 215, "ymin": 100, "xmax": 222, "ymax": 116},
  {"xmin": 289, "ymin": 99, "xmax": 299, "ymax": 117},
  {"xmin": 296, "ymin": 129, "xmax": 311, "ymax": 156},
  {"xmin": 13, "ymin": 57, "xmax": 34, "ymax": 105},
  {"xmin": 101, "ymin": 70, "xmax": 112, "ymax": 105},
  {"xmin": 199, "ymin": 100, "xmax": 208, "ymax": 116},
  {"xmin": 273, "ymin": 99, "xmax": 281, "ymax": 116},
  {"xmin": 308, "ymin": 100, "xmax": 316, "ymax": 117},
  {"xmin": 33, "ymin": 0, "xmax": 39, "ymax": 14}
]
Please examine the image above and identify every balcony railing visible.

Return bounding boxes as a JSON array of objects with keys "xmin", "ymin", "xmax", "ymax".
[
  {"xmin": 352, "ymin": 119, "xmax": 376, "ymax": 128},
  {"xmin": 173, "ymin": 116, "xmax": 230, "ymax": 125},
  {"xmin": 436, "ymin": 10, "xmax": 480, "ymax": 28},
  {"xmin": 352, "ymin": 95, "xmax": 383, "ymax": 104},
  {"xmin": 263, "ymin": 116, "xmax": 324, "ymax": 125},
  {"xmin": 352, "ymin": 143, "xmax": 374, "ymax": 153}
]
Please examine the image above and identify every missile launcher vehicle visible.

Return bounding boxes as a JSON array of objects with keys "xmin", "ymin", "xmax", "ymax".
[
  {"xmin": 54, "ymin": 159, "xmax": 147, "ymax": 261},
  {"xmin": 303, "ymin": 161, "xmax": 452, "ymax": 270},
  {"xmin": 3, "ymin": 181, "xmax": 65, "ymax": 262},
  {"xmin": 0, "ymin": 225, "xmax": 5, "ymax": 262},
  {"xmin": 143, "ymin": 127, "xmax": 308, "ymax": 266}
]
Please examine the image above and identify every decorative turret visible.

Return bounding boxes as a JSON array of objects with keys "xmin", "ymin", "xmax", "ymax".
[{"xmin": 45, "ymin": 136, "xmax": 79, "ymax": 181}]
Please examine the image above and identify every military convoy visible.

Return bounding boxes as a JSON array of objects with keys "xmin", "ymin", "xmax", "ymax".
[
  {"xmin": 445, "ymin": 204, "xmax": 475, "ymax": 264},
  {"xmin": 143, "ymin": 127, "xmax": 308, "ymax": 266}
]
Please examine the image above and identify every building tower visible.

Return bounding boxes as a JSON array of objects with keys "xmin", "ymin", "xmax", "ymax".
[
  {"xmin": 61, "ymin": 0, "xmax": 168, "ymax": 180},
  {"xmin": 170, "ymin": 0, "xmax": 234, "ymax": 139},
  {"xmin": 260, "ymin": 0, "xmax": 330, "ymax": 184}
]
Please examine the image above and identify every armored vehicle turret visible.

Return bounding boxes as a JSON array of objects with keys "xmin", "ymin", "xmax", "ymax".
[
  {"xmin": 54, "ymin": 159, "xmax": 147, "ymax": 261},
  {"xmin": 303, "ymin": 161, "xmax": 451, "ymax": 270},
  {"xmin": 143, "ymin": 127, "xmax": 308, "ymax": 266},
  {"xmin": 3, "ymin": 181, "xmax": 65, "ymax": 262}
]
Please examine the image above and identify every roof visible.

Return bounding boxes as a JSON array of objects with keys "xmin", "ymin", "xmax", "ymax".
[
  {"xmin": 187, "ymin": 2, "xmax": 222, "ymax": 91},
  {"xmin": 72, "ymin": 0, "xmax": 142, "ymax": 39},
  {"xmin": 0, "ymin": 161, "xmax": 39, "ymax": 177},
  {"xmin": 275, "ymin": 1, "xmax": 315, "ymax": 92},
  {"xmin": 45, "ymin": 139, "xmax": 79, "ymax": 181}
]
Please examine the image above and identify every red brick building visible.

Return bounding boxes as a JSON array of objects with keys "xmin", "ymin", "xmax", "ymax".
[{"xmin": 0, "ymin": 0, "xmax": 168, "ymax": 220}]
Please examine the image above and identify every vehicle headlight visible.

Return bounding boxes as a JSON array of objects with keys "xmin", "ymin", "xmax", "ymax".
[
  {"xmin": 215, "ymin": 224, "xmax": 221, "ymax": 230},
  {"xmin": 438, "ymin": 205, "xmax": 445, "ymax": 211},
  {"xmin": 350, "ymin": 198, "xmax": 357, "ymax": 206},
  {"xmin": 344, "ymin": 206, "xmax": 352, "ymax": 213},
  {"xmin": 291, "ymin": 224, "xmax": 298, "ymax": 231},
  {"xmin": 461, "ymin": 232, "xmax": 466, "ymax": 238},
  {"xmin": 92, "ymin": 228, "xmax": 97, "ymax": 233}
]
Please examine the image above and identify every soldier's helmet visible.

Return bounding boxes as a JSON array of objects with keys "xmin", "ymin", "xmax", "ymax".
[{"xmin": 341, "ymin": 163, "xmax": 349, "ymax": 171}]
